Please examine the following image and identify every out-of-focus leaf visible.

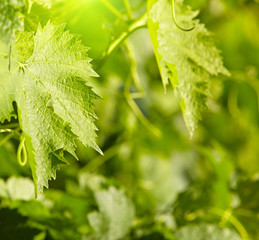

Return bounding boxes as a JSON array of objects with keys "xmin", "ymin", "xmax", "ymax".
[
  {"xmin": 147, "ymin": 0, "xmax": 229, "ymax": 135},
  {"xmin": 0, "ymin": 177, "xmax": 34, "ymax": 200},
  {"xmin": 88, "ymin": 187, "xmax": 135, "ymax": 240},
  {"xmin": 0, "ymin": 208, "xmax": 40, "ymax": 239},
  {"xmin": 175, "ymin": 224, "xmax": 241, "ymax": 240},
  {"xmin": 139, "ymin": 152, "xmax": 190, "ymax": 210},
  {"xmin": 23, "ymin": 1, "xmax": 54, "ymax": 32},
  {"xmin": 0, "ymin": 0, "xmax": 24, "ymax": 45},
  {"xmin": 197, "ymin": 143, "xmax": 234, "ymax": 210}
]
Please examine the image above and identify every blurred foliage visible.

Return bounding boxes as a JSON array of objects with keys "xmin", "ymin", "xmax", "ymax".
[{"xmin": 1, "ymin": 0, "xmax": 259, "ymax": 239}]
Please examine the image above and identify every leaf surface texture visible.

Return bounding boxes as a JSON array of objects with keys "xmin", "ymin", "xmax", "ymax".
[
  {"xmin": 148, "ymin": 0, "xmax": 229, "ymax": 135},
  {"xmin": 0, "ymin": 22, "xmax": 101, "ymax": 194}
]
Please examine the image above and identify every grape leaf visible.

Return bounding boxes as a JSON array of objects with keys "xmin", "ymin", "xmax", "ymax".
[
  {"xmin": 0, "ymin": 0, "xmax": 24, "ymax": 45},
  {"xmin": 147, "ymin": 0, "xmax": 229, "ymax": 135},
  {"xmin": 0, "ymin": 22, "xmax": 102, "ymax": 195}
]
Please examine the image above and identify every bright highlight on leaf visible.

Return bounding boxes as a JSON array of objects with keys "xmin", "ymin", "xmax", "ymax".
[
  {"xmin": 0, "ymin": 22, "xmax": 102, "ymax": 195},
  {"xmin": 148, "ymin": 0, "xmax": 230, "ymax": 136}
]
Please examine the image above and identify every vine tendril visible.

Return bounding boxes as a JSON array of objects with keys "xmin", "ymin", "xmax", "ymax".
[
  {"xmin": 17, "ymin": 133, "xmax": 28, "ymax": 166},
  {"xmin": 172, "ymin": 0, "xmax": 195, "ymax": 32}
]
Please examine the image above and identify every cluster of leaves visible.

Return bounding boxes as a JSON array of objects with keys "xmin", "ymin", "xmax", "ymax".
[{"xmin": 1, "ymin": 0, "xmax": 259, "ymax": 239}]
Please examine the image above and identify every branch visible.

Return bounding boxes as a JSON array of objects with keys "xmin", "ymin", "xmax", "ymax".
[{"xmin": 97, "ymin": 13, "xmax": 147, "ymax": 69}]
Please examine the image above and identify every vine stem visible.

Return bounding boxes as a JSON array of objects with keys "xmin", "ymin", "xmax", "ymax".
[
  {"xmin": 125, "ymin": 40, "xmax": 145, "ymax": 92},
  {"xmin": 82, "ymin": 143, "xmax": 122, "ymax": 172},
  {"xmin": 0, "ymin": 132, "xmax": 16, "ymax": 146},
  {"xmin": 209, "ymin": 208, "xmax": 250, "ymax": 240},
  {"xmin": 0, "ymin": 127, "xmax": 20, "ymax": 146},
  {"xmin": 124, "ymin": 40, "xmax": 161, "ymax": 138},
  {"xmin": 104, "ymin": 13, "xmax": 147, "ymax": 59}
]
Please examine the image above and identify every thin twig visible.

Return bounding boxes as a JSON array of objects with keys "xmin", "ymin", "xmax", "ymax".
[{"xmin": 124, "ymin": 40, "xmax": 161, "ymax": 138}]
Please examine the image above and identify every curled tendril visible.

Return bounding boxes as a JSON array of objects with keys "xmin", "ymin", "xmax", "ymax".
[
  {"xmin": 17, "ymin": 133, "xmax": 28, "ymax": 166},
  {"xmin": 172, "ymin": 0, "xmax": 195, "ymax": 32}
]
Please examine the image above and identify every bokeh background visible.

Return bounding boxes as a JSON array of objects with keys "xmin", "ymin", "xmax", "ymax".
[{"xmin": 1, "ymin": 0, "xmax": 259, "ymax": 239}]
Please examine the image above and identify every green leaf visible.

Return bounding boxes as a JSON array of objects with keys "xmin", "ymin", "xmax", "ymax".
[
  {"xmin": 23, "ymin": 1, "xmax": 54, "ymax": 32},
  {"xmin": 0, "ymin": 22, "xmax": 102, "ymax": 195},
  {"xmin": 175, "ymin": 224, "xmax": 241, "ymax": 240},
  {"xmin": 15, "ymin": 31, "xmax": 34, "ymax": 60},
  {"xmin": 147, "ymin": 0, "xmax": 229, "ymax": 135},
  {"xmin": 0, "ymin": 177, "xmax": 35, "ymax": 200},
  {"xmin": 88, "ymin": 187, "xmax": 135, "ymax": 240},
  {"xmin": 196, "ymin": 143, "xmax": 234, "ymax": 210},
  {"xmin": 0, "ymin": 0, "xmax": 24, "ymax": 45}
]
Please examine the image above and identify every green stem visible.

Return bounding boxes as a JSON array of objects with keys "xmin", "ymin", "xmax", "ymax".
[
  {"xmin": 125, "ymin": 79, "xmax": 161, "ymax": 138},
  {"xmin": 235, "ymin": 208, "xmax": 254, "ymax": 218},
  {"xmin": 0, "ymin": 132, "xmax": 16, "ymax": 146},
  {"xmin": 125, "ymin": 40, "xmax": 145, "ymax": 92},
  {"xmin": 131, "ymin": 92, "xmax": 146, "ymax": 99},
  {"xmin": 106, "ymin": 13, "xmax": 147, "ymax": 58},
  {"xmin": 97, "ymin": 13, "xmax": 147, "ymax": 70},
  {"xmin": 100, "ymin": 0, "xmax": 125, "ymax": 20},
  {"xmin": 82, "ymin": 143, "xmax": 122, "ymax": 172},
  {"xmin": 124, "ymin": 40, "xmax": 161, "ymax": 138},
  {"xmin": 0, "ymin": 126, "xmax": 20, "ymax": 146},
  {"xmin": 209, "ymin": 208, "xmax": 250, "ymax": 240},
  {"xmin": 123, "ymin": 0, "xmax": 133, "ymax": 20}
]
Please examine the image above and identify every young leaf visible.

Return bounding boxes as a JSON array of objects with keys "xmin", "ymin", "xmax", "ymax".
[
  {"xmin": 0, "ymin": 22, "xmax": 102, "ymax": 195},
  {"xmin": 147, "ymin": 0, "xmax": 229, "ymax": 135},
  {"xmin": 0, "ymin": 0, "xmax": 24, "ymax": 45}
]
